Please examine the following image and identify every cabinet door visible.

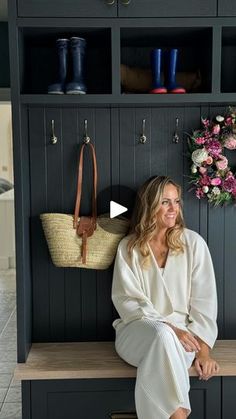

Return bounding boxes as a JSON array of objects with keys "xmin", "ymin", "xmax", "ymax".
[
  {"xmin": 17, "ymin": 0, "xmax": 117, "ymax": 17},
  {"xmin": 218, "ymin": 0, "xmax": 236, "ymax": 16},
  {"xmin": 118, "ymin": 0, "xmax": 216, "ymax": 17}
]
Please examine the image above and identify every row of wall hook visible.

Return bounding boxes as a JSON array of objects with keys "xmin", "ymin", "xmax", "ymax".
[
  {"xmin": 50, "ymin": 119, "xmax": 91, "ymax": 145},
  {"xmin": 50, "ymin": 118, "xmax": 180, "ymax": 145},
  {"xmin": 139, "ymin": 117, "xmax": 180, "ymax": 144}
]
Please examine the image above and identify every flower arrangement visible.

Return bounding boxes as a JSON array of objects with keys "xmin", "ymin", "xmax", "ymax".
[{"xmin": 188, "ymin": 107, "xmax": 236, "ymax": 205}]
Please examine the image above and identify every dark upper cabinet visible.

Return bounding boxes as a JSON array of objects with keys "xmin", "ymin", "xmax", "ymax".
[
  {"xmin": 118, "ymin": 0, "xmax": 217, "ymax": 17},
  {"xmin": 218, "ymin": 0, "xmax": 236, "ymax": 16},
  {"xmin": 17, "ymin": 0, "xmax": 117, "ymax": 17},
  {"xmin": 17, "ymin": 0, "xmax": 217, "ymax": 18}
]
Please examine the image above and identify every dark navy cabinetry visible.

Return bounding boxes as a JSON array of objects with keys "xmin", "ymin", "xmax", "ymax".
[
  {"xmin": 8, "ymin": 0, "xmax": 236, "ymax": 418},
  {"xmin": 18, "ymin": 0, "xmax": 217, "ymax": 18}
]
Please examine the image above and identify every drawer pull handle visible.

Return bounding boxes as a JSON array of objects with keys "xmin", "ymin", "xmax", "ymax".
[
  {"xmin": 105, "ymin": 0, "xmax": 115, "ymax": 5},
  {"xmin": 121, "ymin": 0, "xmax": 131, "ymax": 4}
]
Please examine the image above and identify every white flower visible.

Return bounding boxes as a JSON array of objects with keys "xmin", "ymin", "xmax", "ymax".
[
  {"xmin": 216, "ymin": 115, "xmax": 224, "ymax": 122},
  {"xmin": 212, "ymin": 186, "xmax": 221, "ymax": 195},
  {"xmin": 202, "ymin": 186, "xmax": 209, "ymax": 193},
  {"xmin": 191, "ymin": 164, "xmax": 198, "ymax": 174},
  {"xmin": 191, "ymin": 148, "xmax": 208, "ymax": 167}
]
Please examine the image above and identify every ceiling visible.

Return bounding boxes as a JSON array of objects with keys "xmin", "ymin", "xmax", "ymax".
[{"xmin": 0, "ymin": 0, "xmax": 8, "ymax": 21}]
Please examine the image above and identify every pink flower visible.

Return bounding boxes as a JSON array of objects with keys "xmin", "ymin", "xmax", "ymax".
[
  {"xmin": 216, "ymin": 156, "xmax": 228, "ymax": 170},
  {"xmin": 206, "ymin": 156, "xmax": 213, "ymax": 165},
  {"xmin": 201, "ymin": 118, "xmax": 210, "ymax": 127},
  {"xmin": 222, "ymin": 176, "xmax": 236, "ymax": 193},
  {"xmin": 199, "ymin": 175, "xmax": 211, "ymax": 186},
  {"xmin": 224, "ymin": 135, "xmax": 236, "ymax": 150},
  {"xmin": 195, "ymin": 137, "xmax": 206, "ymax": 145},
  {"xmin": 199, "ymin": 166, "xmax": 207, "ymax": 175},
  {"xmin": 196, "ymin": 188, "xmax": 204, "ymax": 199},
  {"xmin": 212, "ymin": 124, "xmax": 220, "ymax": 135},
  {"xmin": 205, "ymin": 140, "xmax": 222, "ymax": 158},
  {"xmin": 210, "ymin": 178, "xmax": 222, "ymax": 186},
  {"xmin": 225, "ymin": 117, "xmax": 233, "ymax": 125}
]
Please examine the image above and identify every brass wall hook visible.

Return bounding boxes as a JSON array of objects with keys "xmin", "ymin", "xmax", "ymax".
[
  {"xmin": 173, "ymin": 117, "xmax": 180, "ymax": 143},
  {"xmin": 139, "ymin": 119, "xmax": 147, "ymax": 144},
  {"xmin": 83, "ymin": 119, "xmax": 91, "ymax": 144},
  {"xmin": 51, "ymin": 120, "xmax": 58, "ymax": 145}
]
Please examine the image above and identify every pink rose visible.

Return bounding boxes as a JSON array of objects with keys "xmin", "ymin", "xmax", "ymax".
[
  {"xmin": 212, "ymin": 124, "xmax": 220, "ymax": 135},
  {"xmin": 225, "ymin": 117, "xmax": 233, "ymax": 125},
  {"xmin": 210, "ymin": 178, "xmax": 222, "ymax": 186},
  {"xmin": 195, "ymin": 137, "xmax": 206, "ymax": 145},
  {"xmin": 206, "ymin": 156, "xmax": 213, "ymax": 165},
  {"xmin": 224, "ymin": 135, "xmax": 236, "ymax": 150},
  {"xmin": 200, "ymin": 175, "xmax": 211, "ymax": 186},
  {"xmin": 216, "ymin": 156, "xmax": 228, "ymax": 170},
  {"xmin": 199, "ymin": 166, "xmax": 207, "ymax": 174}
]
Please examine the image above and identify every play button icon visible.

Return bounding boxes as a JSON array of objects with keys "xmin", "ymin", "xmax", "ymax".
[{"xmin": 110, "ymin": 200, "xmax": 128, "ymax": 218}]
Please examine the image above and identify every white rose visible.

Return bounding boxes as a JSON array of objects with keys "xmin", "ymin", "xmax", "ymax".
[
  {"xmin": 212, "ymin": 186, "xmax": 221, "ymax": 195},
  {"xmin": 191, "ymin": 148, "xmax": 208, "ymax": 167},
  {"xmin": 191, "ymin": 164, "xmax": 198, "ymax": 174},
  {"xmin": 202, "ymin": 186, "xmax": 209, "ymax": 193},
  {"xmin": 216, "ymin": 115, "xmax": 224, "ymax": 122}
]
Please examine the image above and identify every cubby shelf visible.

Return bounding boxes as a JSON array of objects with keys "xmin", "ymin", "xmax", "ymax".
[
  {"xmin": 16, "ymin": 18, "xmax": 236, "ymax": 101},
  {"xmin": 20, "ymin": 93, "xmax": 236, "ymax": 105}
]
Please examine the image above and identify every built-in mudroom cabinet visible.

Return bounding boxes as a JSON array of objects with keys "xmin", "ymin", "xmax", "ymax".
[{"xmin": 8, "ymin": 0, "xmax": 236, "ymax": 417}]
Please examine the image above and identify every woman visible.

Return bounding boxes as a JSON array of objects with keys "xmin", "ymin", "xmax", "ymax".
[{"xmin": 111, "ymin": 176, "xmax": 219, "ymax": 419}]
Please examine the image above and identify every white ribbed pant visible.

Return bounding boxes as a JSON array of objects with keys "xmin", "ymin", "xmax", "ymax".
[{"xmin": 115, "ymin": 318, "xmax": 195, "ymax": 419}]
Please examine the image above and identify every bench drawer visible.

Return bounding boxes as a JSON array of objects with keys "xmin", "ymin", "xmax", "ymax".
[{"xmin": 22, "ymin": 377, "xmax": 222, "ymax": 419}]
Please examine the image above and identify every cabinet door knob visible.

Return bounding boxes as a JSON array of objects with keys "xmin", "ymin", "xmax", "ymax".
[
  {"xmin": 105, "ymin": 0, "xmax": 115, "ymax": 5},
  {"xmin": 121, "ymin": 0, "xmax": 131, "ymax": 4}
]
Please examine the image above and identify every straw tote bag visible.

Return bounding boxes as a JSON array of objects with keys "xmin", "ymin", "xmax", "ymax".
[{"xmin": 40, "ymin": 142, "xmax": 129, "ymax": 269}]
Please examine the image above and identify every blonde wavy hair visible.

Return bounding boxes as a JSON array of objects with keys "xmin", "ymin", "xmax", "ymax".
[{"xmin": 127, "ymin": 176, "xmax": 185, "ymax": 265}]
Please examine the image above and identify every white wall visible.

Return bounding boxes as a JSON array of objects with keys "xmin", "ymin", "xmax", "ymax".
[{"xmin": 0, "ymin": 103, "xmax": 13, "ymax": 183}]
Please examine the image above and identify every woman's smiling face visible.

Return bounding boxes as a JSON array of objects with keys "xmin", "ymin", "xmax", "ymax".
[{"xmin": 156, "ymin": 183, "xmax": 181, "ymax": 230}]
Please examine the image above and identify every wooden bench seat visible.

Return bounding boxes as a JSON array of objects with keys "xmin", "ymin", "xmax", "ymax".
[{"xmin": 14, "ymin": 340, "xmax": 236, "ymax": 381}]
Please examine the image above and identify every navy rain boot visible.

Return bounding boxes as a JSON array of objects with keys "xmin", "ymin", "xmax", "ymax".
[
  {"xmin": 48, "ymin": 38, "xmax": 69, "ymax": 94},
  {"xmin": 65, "ymin": 37, "xmax": 87, "ymax": 94},
  {"xmin": 150, "ymin": 48, "xmax": 167, "ymax": 94},
  {"xmin": 166, "ymin": 48, "xmax": 186, "ymax": 94}
]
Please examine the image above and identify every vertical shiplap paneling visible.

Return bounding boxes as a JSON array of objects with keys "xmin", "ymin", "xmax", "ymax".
[
  {"xmin": 134, "ymin": 108, "xmax": 152, "ymax": 187},
  {"xmin": 45, "ymin": 108, "xmax": 65, "ymax": 341},
  {"xmin": 29, "ymin": 107, "xmax": 50, "ymax": 341},
  {"xmin": 208, "ymin": 206, "xmax": 225, "ymax": 338},
  {"xmin": 150, "ymin": 108, "xmax": 168, "ymax": 176},
  {"xmin": 62, "ymin": 108, "xmax": 82, "ymax": 341},
  {"xmin": 224, "ymin": 187, "xmax": 236, "ymax": 338},
  {"xmin": 119, "ymin": 108, "xmax": 137, "ymax": 210},
  {"xmin": 166, "ymin": 108, "xmax": 184, "ymax": 186},
  {"xmin": 76, "ymin": 108, "xmax": 97, "ymax": 340},
  {"xmin": 95, "ymin": 108, "xmax": 115, "ymax": 340},
  {"xmin": 208, "ymin": 105, "xmax": 228, "ymax": 339},
  {"xmin": 182, "ymin": 106, "xmax": 201, "ymax": 233}
]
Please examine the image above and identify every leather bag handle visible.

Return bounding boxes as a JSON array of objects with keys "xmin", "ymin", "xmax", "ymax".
[
  {"xmin": 73, "ymin": 142, "xmax": 98, "ymax": 264},
  {"xmin": 74, "ymin": 142, "xmax": 97, "ymax": 227}
]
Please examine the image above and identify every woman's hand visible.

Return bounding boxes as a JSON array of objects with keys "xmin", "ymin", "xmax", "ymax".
[
  {"xmin": 164, "ymin": 323, "xmax": 201, "ymax": 352},
  {"xmin": 194, "ymin": 355, "xmax": 220, "ymax": 380}
]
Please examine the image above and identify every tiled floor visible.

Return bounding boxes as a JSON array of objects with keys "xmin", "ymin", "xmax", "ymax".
[{"xmin": 0, "ymin": 269, "xmax": 22, "ymax": 419}]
